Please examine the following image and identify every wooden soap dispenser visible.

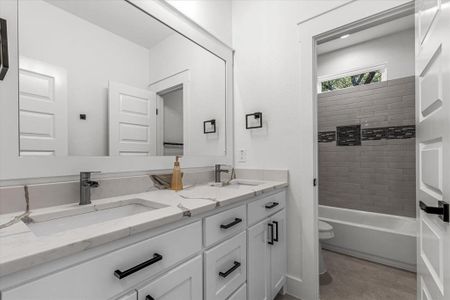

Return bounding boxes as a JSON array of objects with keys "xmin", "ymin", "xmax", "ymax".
[{"xmin": 170, "ymin": 155, "xmax": 183, "ymax": 191}]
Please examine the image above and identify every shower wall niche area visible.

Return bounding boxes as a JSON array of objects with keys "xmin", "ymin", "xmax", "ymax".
[{"xmin": 318, "ymin": 77, "xmax": 415, "ymax": 217}]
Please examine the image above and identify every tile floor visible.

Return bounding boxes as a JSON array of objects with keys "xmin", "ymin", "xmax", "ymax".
[{"xmin": 275, "ymin": 250, "xmax": 416, "ymax": 300}]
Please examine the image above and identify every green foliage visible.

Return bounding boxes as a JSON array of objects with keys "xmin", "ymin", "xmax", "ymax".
[{"xmin": 321, "ymin": 70, "xmax": 382, "ymax": 92}]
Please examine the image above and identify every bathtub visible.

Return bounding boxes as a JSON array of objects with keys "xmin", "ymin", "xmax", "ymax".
[{"xmin": 319, "ymin": 205, "xmax": 417, "ymax": 272}]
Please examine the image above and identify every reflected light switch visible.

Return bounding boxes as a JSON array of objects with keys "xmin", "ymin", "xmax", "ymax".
[{"xmin": 239, "ymin": 149, "xmax": 247, "ymax": 162}]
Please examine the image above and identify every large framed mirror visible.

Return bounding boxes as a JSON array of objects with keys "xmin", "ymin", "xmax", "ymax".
[
  {"xmin": 18, "ymin": 0, "xmax": 226, "ymax": 157},
  {"xmin": 0, "ymin": 0, "xmax": 233, "ymax": 180}
]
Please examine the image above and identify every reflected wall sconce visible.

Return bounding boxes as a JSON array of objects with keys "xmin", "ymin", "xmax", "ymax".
[
  {"xmin": 203, "ymin": 119, "xmax": 216, "ymax": 134},
  {"xmin": 246, "ymin": 112, "xmax": 262, "ymax": 129}
]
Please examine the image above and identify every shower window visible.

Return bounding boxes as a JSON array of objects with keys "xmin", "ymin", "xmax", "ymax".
[{"xmin": 318, "ymin": 65, "xmax": 386, "ymax": 93}]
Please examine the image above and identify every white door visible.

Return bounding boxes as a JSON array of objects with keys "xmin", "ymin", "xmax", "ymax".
[
  {"xmin": 416, "ymin": 0, "xmax": 450, "ymax": 300},
  {"xmin": 270, "ymin": 209, "xmax": 287, "ymax": 298},
  {"xmin": 248, "ymin": 219, "xmax": 271, "ymax": 300},
  {"xmin": 19, "ymin": 57, "xmax": 68, "ymax": 156},
  {"xmin": 108, "ymin": 81, "xmax": 156, "ymax": 156},
  {"xmin": 137, "ymin": 255, "xmax": 202, "ymax": 300}
]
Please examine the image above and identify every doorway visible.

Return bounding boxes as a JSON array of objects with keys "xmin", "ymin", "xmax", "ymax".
[
  {"xmin": 313, "ymin": 7, "xmax": 417, "ymax": 300},
  {"xmin": 157, "ymin": 86, "xmax": 184, "ymax": 156}
]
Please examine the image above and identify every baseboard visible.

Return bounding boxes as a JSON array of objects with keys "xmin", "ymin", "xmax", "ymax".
[
  {"xmin": 322, "ymin": 244, "xmax": 417, "ymax": 273},
  {"xmin": 286, "ymin": 274, "xmax": 304, "ymax": 299}
]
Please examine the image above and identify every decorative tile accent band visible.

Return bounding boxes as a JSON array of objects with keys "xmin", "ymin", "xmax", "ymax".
[
  {"xmin": 362, "ymin": 125, "xmax": 416, "ymax": 141},
  {"xmin": 318, "ymin": 131, "xmax": 336, "ymax": 143},
  {"xmin": 337, "ymin": 125, "xmax": 361, "ymax": 146},
  {"xmin": 318, "ymin": 125, "xmax": 416, "ymax": 145}
]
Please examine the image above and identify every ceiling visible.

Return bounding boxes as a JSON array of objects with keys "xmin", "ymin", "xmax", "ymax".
[
  {"xmin": 317, "ymin": 14, "xmax": 414, "ymax": 55},
  {"xmin": 46, "ymin": 0, "xmax": 175, "ymax": 50}
]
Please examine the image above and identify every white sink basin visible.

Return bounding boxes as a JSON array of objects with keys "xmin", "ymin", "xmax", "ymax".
[
  {"xmin": 26, "ymin": 198, "xmax": 166, "ymax": 236},
  {"xmin": 210, "ymin": 179, "xmax": 264, "ymax": 188}
]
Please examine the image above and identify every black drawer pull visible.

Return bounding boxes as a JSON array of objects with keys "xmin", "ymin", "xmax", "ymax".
[
  {"xmin": 114, "ymin": 253, "xmax": 163, "ymax": 279},
  {"xmin": 265, "ymin": 202, "xmax": 279, "ymax": 209},
  {"xmin": 220, "ymin": 218, "xmax": 242, "ymax": 229},
  {"xmin": 0, "ymin": 18, "xmax": 9, "ymax": 80},
  {"xmin": 268, "ymin": 223, "xmax": 274, "ymax": 245},
  {"xmin": 219, "ymin": 261, "xmax": 241, "ymax": 278},
  {"xmin": 273, "ymin": 221, "xmax": 279, "ymax": 242},
  {"xmin": 146, "ymin": 296, "xmax": 155, "ymax": 300},
  {"xmin": 420, "ymin": 200, "xmax": 449, "ymax": 223}
]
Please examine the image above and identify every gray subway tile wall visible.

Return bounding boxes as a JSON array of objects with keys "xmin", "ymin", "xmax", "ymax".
[{"xmin": 318, "ymin": 76, "xmax": 416, "ymax": 217}]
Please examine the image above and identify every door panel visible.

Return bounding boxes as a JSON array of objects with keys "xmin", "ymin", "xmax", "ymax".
[
  {"xmin": 108, "ymin": 81, "xmax": 156, "ymax": 156},
  {"xmin": 19, "ymin": 57, "xmax": 68, "ymax": 156},
  {"xmin": 416, "ymin": 0, "xmax": 450, "ymax": 299}
]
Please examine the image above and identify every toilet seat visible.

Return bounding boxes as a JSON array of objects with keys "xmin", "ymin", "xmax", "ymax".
[{"xmin": 319, "ymin": 220, "xmax": 334, "ymax": 239}]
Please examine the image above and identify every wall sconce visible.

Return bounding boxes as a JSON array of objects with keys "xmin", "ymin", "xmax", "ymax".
[
  {"xmin": 203, "ymin": 119, "xmax": 216, "ymax": 134},
  {"xmin": 246, "ymin": 112, "xmax": 263, "ymax": 129}
]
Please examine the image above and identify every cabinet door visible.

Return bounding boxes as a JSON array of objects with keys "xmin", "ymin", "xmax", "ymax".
[
  {"xmin": 137, "ymin": 255, "xmax": 202, "ymax": 300},
  {"xmin": 270, "ymin": 209, "xmax": 287, "ymax": 297},
  {"xmin": 247, "ymin": 219, "xmax": 270, "ymax": 300}
]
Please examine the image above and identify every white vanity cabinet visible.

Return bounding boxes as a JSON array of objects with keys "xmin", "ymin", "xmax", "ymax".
[
  {"xmin": 248, "ymin": 206, "xmax": 287, "ymax": 300},
  {"xmin": 0, "ymin": 190, "xmax": 287, "ymax": 300}
]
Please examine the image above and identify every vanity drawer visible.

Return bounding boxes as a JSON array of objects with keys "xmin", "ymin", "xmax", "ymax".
[
  {"xmin": 204, "ymin": 204, "xmax": 246, "ymax": 247},
  {"xmin": 228, "ymin": 284, "xmax": 247, "ymax": 300},
  {"xmin": 1, "ymin": 221, "xmax": 202, "ymax": 300},
  {"xmin": 248, "ymin": 191, "xmax": 285, "ymax": 225},
  {"xmin": 204, "ymin": 231, "xmax": 247, "ymax": 300}
]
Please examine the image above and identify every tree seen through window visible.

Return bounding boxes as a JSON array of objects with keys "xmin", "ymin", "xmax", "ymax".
[{"xmin": 321, "ymin": 70, "xmax": 382, "ymax": 92}]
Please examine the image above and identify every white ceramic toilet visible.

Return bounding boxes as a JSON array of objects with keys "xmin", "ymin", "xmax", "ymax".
[{"xmin": 319, "ymin": 220, "xmax": 335, "ymax": 275}]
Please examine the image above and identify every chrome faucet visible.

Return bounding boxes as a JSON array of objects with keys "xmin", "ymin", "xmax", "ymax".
[
  {"xmin": 80, "ymin": 171, "xmax": 100, "ymax": 205},
  {"xmin": 214, "ymin": 164, "xmax": 229, "ymax": 183}
]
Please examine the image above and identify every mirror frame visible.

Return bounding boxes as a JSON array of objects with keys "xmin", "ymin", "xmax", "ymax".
[{"xmin": 0, "ymin": 0, "xmax": 234, "ymax": 182}]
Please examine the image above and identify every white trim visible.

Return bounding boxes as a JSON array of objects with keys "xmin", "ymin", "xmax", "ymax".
[
  {"xmin": 317, "ymin": 63, "xmax": 387, "ymax": 93},
  {"xmin": 0, "ymin": 0, "xmax": 234, "ymax": 181}
]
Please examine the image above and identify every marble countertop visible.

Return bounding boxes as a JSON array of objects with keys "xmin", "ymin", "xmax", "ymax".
[{"xmin": 0, "ymin": 179, "xmax": 287, "ymax": 277}]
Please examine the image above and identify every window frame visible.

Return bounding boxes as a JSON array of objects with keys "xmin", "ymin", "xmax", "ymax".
[{"xmin": 317, "ymin": 63, "xmax": 387, "ymax": 93}]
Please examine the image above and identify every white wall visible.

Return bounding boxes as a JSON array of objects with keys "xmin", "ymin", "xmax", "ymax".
[
  {"xmin": 148, "ymin": 34, "xmax": 226, "ymax": 157},
  {"xmin": 19, "ymin": 0, "xmax": 150, "ymax": 156},
  {"xmin": 165, "ymin": 0, "xmax": 232, "ymax": 47},
  {"xmin": 317, "ymin": 29, "xmax": 415, "ymax": 80}
]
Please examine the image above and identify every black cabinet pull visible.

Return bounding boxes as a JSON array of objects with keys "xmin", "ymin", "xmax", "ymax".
[
  {"xmin": 273, "ymin": 221, "xmax": 279, "ymax": 242},
  {"xmin": 0, "ymin": 18, "xmax": 9, "ymax": 81},
  {"xmin": 265, "ymin": 202, "xmax": 279, "ymax": 209},
  {"xmin": 114, "ymin": 253, "xmax": 163, "ymax": 279},
  {"xmin": 219, "ymin": 261, "xmax": 241, "ymax": 278},
  {"xmin": 146, "ymin": 296, "xmax": 155, "ymax": 300},
  {"xmin": 420, "ymin": 200, "xmax": 449, "ymax": 223},
  {"xmin": 268, "ymin": 223, "xmax": 274, "ymax": 245},
  {"xmin": 220, "ymin": 218, "xmax": 242, "ymax": 229}
]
